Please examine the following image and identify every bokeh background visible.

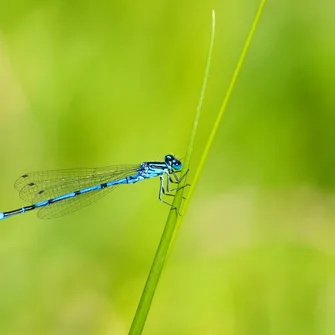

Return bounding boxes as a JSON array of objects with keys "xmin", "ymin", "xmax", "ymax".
[{"xmin": 0, "ymin": 0, "xmax": 335, "ymax": 334}]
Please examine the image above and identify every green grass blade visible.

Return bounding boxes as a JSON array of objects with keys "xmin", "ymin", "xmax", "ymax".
[
  {"xmin": 129, "ymin": 2, "xmax": 266, "ymax": 333},
  {"xmin": 128, "ymin": 11, "xmax": 215, "ymax": 335},
  {"xmin": 172, "ymin": 0, "xmax": 267, "ymax": 241}
]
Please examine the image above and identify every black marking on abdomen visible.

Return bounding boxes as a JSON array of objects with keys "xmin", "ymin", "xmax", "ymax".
[
  {"xmin": 4, "ymin": 204, "xmax": 36, "ymax": 218},
  {"xmin": 101, "ymin": 183, "xmax": 107, "ymax": 189}
]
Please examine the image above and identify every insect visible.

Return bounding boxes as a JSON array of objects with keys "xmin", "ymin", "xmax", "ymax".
[{"xmin": 0, "ymin": 154, "xmax": 187, "ymax": 220}]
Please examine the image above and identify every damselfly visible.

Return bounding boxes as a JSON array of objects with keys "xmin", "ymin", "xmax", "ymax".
[{"xmin": 0, "ymin": 154, "xmax": 187, "ymax": 220}]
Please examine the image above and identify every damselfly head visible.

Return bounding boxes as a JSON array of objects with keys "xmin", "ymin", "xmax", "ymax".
[{"xmin": 164, "ymin": 154, "xmax": 182, "ymax": 171}]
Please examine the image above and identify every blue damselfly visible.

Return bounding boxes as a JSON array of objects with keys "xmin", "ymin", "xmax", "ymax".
[{"xmin": 0, "ymin": 154, "xmax": 187, "ymax": 220}]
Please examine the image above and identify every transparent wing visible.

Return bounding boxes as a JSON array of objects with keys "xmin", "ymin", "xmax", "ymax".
[
  {"xmin": 37, "ymin": 186, "xmax": 117, "ymax": 219},
  {"xmin": 14, "ymin": 165, "xmax": 139, "ymax": 204}
]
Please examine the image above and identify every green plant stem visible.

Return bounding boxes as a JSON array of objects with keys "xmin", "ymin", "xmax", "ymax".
[
  {"xmin": 129, "ymin": 2, "xmax": 266, "ymax": 333},
  {"xmin": 172, "ymin": 0, "xmax": 267, "ymax": 243},
  {"xmin": 128, "ymin": 11, "xmax": 215, "ymax": 335}
]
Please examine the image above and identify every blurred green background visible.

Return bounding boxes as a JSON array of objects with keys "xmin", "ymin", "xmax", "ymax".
[{"xmin": 0, "ymin": 0, "xmax": 335, "ymax": 334}]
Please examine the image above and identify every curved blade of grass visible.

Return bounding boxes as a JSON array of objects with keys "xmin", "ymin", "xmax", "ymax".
[
  {"xmin": 129, "ymin": 2, "xmax": 266, "ymax": 334},
  {"xmin": 172, "ymin": 0, "xmax": 267, "ymax": 243},
  {"xmin": 129, "ymin": 11, "xmax": 215, "ymax": 335}
]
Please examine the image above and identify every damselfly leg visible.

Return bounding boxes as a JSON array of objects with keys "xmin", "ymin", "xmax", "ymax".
[{"xmin": 158, "ymin": 171, "xmax": 190, "ymax": 215}]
